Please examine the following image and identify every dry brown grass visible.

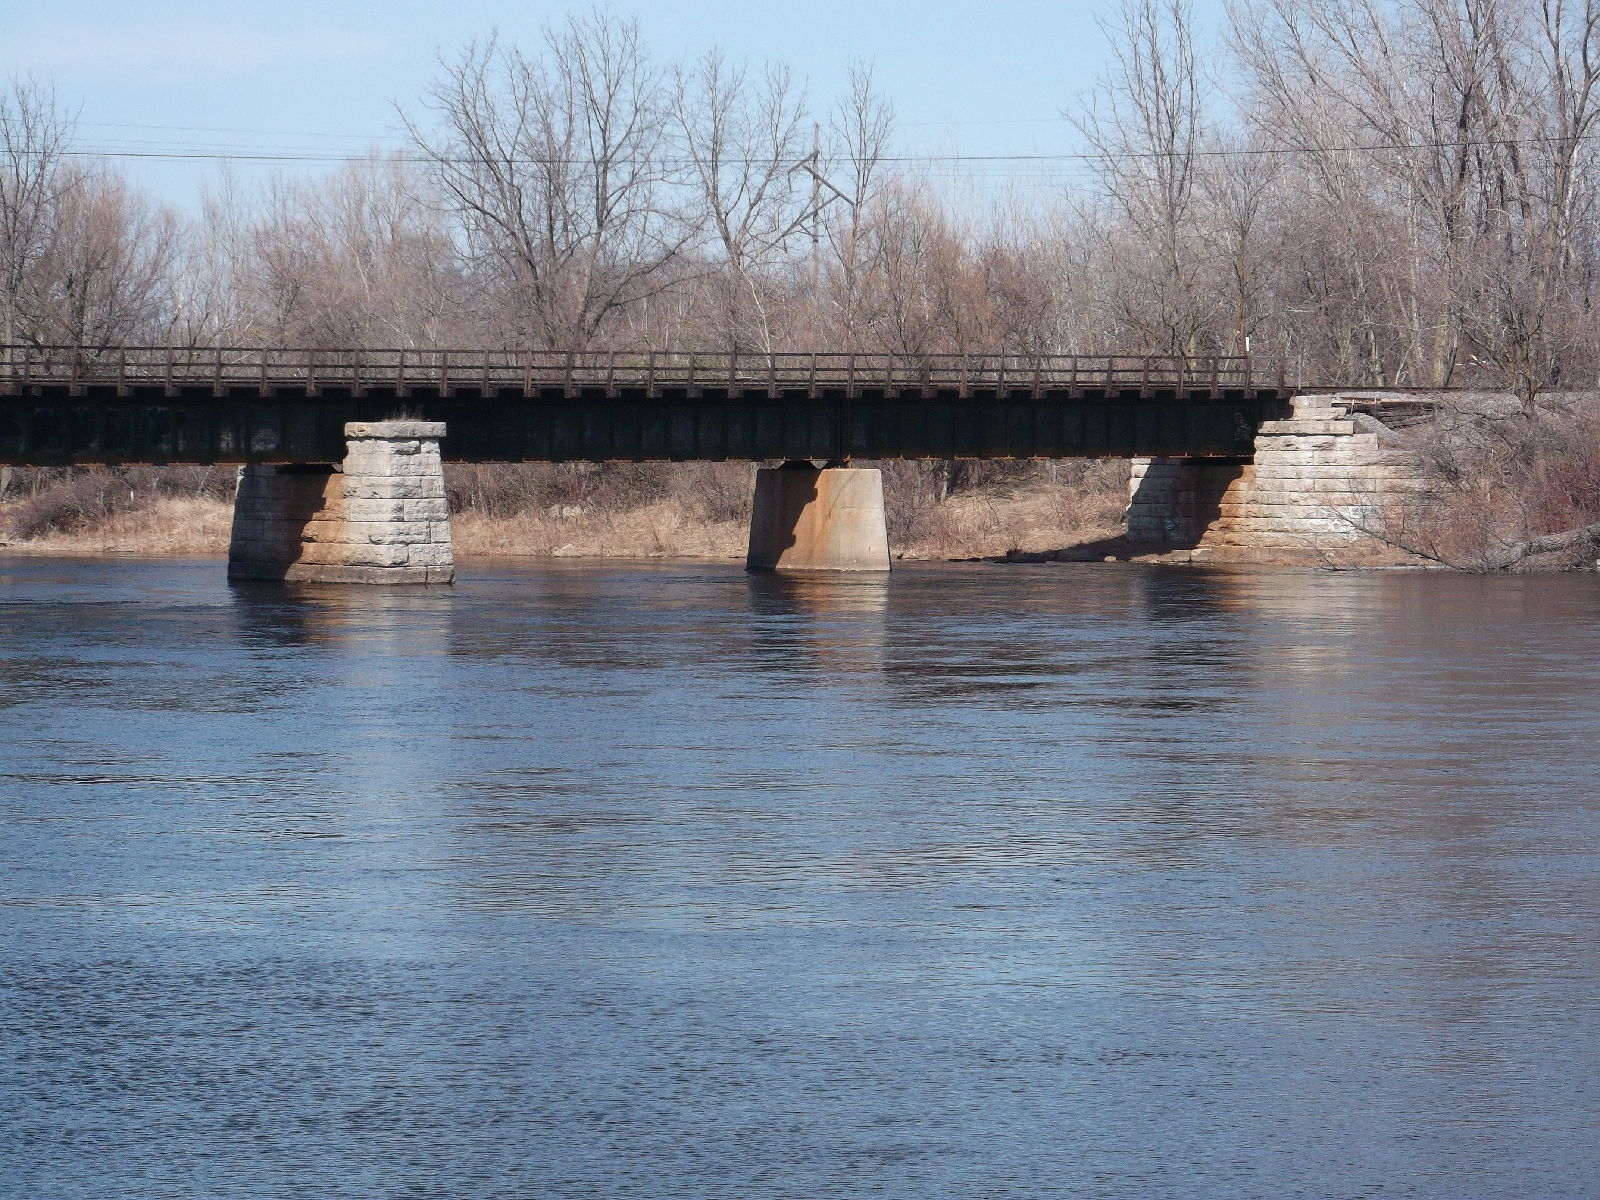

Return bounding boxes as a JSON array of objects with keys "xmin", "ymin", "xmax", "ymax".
[
  {"xmin": 454, "ymin": 501, "xmax": 748, "ymax": 559},
  {"xmin": 895, "ymin": 477, "xmax": 1128, "ymax": 559},
  {"xmin": 0, "ymin": 495, "xmax": 233, "ymax": 556},
  {"xmin": 1, "ymin": 461, "xmax": 1129, "ymax": 562},
  {"xmin": 458, "ymin": 475, "xmax": 1127, "ymax": 561}
]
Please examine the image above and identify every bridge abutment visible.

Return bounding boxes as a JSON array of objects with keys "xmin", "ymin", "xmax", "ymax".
[
  {"xmin": 746, "ymin": 462, "xmax": 891, "ymax": 572},
  {"xmin": 1126, "ymin": 458, "xmax": 1251, "ymax": 547},
  {"xmin": 227, "ymin": 421, "xmax": 454, "ymax": 584},
  {"xmin": 1126, "ymin": 397, "xmax": 1417, "ymax": 564}
]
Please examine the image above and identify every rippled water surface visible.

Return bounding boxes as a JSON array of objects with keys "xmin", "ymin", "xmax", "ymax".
[{"xmin": 3, "ymin": 556, "xmax": 1599, "ymax": 1198}]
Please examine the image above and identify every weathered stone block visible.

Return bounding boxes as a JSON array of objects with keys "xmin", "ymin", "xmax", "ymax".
[
  {"xmin": 279, "ymin": 563, "xmax": 442, "ymax": 585},
  {"xmin": 361, "ymin": 522, "xmax": 436, "ymax": 545},
  {"xmin": 343, "ymin": 477, "xmax": 445, "ymax": 500},
  {"xmin": 344, "ymin": 420, "xmax": 446, "ymax": 440},
  {"xmin": 340, "ymin": 498, "xmax": 410, "ymax": 522},
  {"xmin": 333, "ymin": 543, "xmax": 408, "ymax": 568},
  {"xmin": 403, "ymin": 543, "xmax": 454, "ymax": 567},
  {"xmin": 1257, "ymin": 419, "xmax": 1357, "ymax": 437}
]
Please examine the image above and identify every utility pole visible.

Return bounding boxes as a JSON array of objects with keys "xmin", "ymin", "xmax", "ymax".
[
  {"xmin": 787, "ymin": 124, "xmax": 853, "ymax": 343},
  {"xmin": 810, "ymin": 122, "xmax": 822, "ymax": 318}
]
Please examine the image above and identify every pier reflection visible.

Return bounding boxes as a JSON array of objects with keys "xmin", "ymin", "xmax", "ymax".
[{"xmin": 743, "ymin": 569, "xmax": 889, "ymax": 672}]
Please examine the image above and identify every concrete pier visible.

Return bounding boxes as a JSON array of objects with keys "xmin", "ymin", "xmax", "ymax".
[
  {"xmin": 227, "ymin": 420, "xmax": 455, "ymax": 584},
  {"xmin": 746, "ymin": 462, "xmax": 891, "ymax": 572}
]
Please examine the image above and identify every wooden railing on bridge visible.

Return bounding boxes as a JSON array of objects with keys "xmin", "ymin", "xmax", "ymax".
[{"xmin": 0, "ymin": 346, "xmax": 1289, "ymax": 399}]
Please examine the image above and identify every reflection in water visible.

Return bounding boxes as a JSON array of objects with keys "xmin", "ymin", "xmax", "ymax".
[
  {"xmin": 2, "ymin": 556, "xmax": 1599, "ymax": 1199},
  {"xmin": 744, "ymin": 570, "xmax": 889, "ymax": 673}
]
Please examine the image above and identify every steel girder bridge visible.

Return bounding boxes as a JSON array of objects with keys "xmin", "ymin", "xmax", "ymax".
[{"xmin": 0, "ymin": 346, "xmax": 1293, "ymax": 466}]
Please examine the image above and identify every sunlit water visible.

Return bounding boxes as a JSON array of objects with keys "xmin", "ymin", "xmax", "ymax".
[{"xmin": 3, "ymin": 556, "xmax": 1598, "ymax": 1199}]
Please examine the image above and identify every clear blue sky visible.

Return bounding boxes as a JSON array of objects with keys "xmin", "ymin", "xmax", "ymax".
[{"xmin": 0, "ymin": 0, "xmax": 1205, "ymax": 209}]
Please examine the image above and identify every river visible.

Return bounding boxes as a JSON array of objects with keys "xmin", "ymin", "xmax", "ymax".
[{"xmin": 2, "ymin": 556, "xmax": 1598, "ymax": 1198}]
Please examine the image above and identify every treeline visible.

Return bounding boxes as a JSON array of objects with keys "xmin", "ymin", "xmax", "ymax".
[{"xmin": 5, "ymin": 0, "xmax": 1600, "ymax": 413}]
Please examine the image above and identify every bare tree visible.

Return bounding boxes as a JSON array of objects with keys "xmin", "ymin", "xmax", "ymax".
[
  {"xmin": 1231, "ymin": 0, "xmax": 1600, "ymax": 406},
  {"xmin": 224, "ymin": 156, "xmax": 462, "ymax": 349},
  {"xmin": 1453, "ymin": 0, "xmax": 1600, "ymax": 410},
  {"xmin": 0, "ymin": 78, "xmax": 72, "ymax": 349},
  {"xmin": 673, "ymin": 51, "xmax": 810, "ymax": 352},
  {"xmin": 855, "ymin": 179, "xmax": 990, "ymax": 355},
  {"xmin": 819, "ymin": 63, "xmax": 894, "ymax": 343},
  {"xmin": 30, "ymin": 166, "xmax": 178, "ymax": 349},
  {"xmin": 1197, "ymin": 129, "xmax": 1280, "ymax": 355},
  {"xmin": 1073, "ymin": 0, "xmax": 1218, "ymax": 356},
  {"xmin": 404, "ymin": 12, "xmax": 696, "ymax": 350}
]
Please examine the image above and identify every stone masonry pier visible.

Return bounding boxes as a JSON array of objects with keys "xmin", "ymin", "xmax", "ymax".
[
  {"xmin": 1126, "ymin": 395, "xmax": 1418, "ymax": 564},
  {"xmin": 227, "ymin": 420, "xmax": 454, "ymax": 584}
]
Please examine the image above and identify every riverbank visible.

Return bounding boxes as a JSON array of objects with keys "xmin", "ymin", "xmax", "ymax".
[{"xmin": 0, "ymin": 470, "xmax": 1129, "ymax": 563}]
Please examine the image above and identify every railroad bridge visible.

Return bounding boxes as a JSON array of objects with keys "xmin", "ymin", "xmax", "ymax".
[{"xmin": 0, "ymin": 346, "xmax": 1336, "ymax": 581}]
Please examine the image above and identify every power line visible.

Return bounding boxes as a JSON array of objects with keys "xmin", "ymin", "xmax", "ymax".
[
  {"xmin": 57, "ymin": 148, "xmax": 1102, "ymax": 173},
  {"xmin": 32, "ymin": 131, "xmax": 1600, "ymax": 168},
  {"xmin": 76, "ymin": 120, "xmax": 409, "ymax": 141},
  {"xmin": 87, "ymin": 116, "xmax": 1077, "ymax": 137}
]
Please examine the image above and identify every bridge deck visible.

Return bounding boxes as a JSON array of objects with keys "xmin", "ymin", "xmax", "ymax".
[{"xmin": 0, "ymin": 347, "xmax": 1292, "ymax": 465}]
